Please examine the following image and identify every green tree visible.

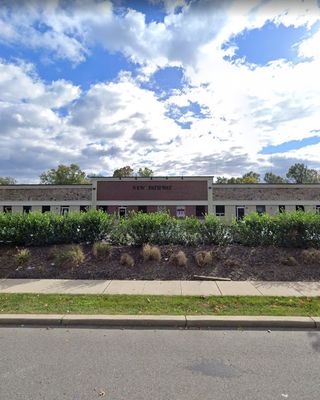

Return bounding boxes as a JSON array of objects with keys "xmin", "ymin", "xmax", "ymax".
[
  {"xmin": 241, "ymin": 171, "xmax": 260, "ymax": 183},
  {"xmin": 263, "ymin": 172, "xmax": 287, "ymax": 184},
  {"xmin": 138, "ymin": 167, "xmax": 154, "ymax": 177},
  {"xmin": 216, "ymin": 171, "xmax": 260, "ymax": 184},
  {"xmin": 0, "ymin": 176, "xmax": 16, "ymax": 185},
  {"xmin": 112, "ymin": 166, "xmax": 134, "ymax": 178},
  {"xmin": 40, "ymin": 164, "xmax": 88, "ymax": 184},
  {"xmin": 286, "ymin": 163, "xmax": 320, "ymax": 183}
]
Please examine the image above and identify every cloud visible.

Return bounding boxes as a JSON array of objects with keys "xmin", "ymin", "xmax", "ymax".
[{"xmin": 1, "ymin": 1, "xmax": 320, "ymax": 181}]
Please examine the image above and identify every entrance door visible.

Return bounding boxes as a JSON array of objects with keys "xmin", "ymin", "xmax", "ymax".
[
  {"xmin": 118, "ymin": 207, "xmax": 127, "ymax": 218},
  {"xmin": 236, "ymin": 206, "xmax": 245, "ymax": 221}
]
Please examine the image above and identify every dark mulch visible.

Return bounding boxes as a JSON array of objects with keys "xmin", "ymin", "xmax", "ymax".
[{"xmin": 1, "ymin": 244, "xmax": 320, "ymax": 281}]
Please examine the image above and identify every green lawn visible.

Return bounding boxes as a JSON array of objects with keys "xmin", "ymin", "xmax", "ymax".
[{"xmin": 0, "ymin": 294, "xmax": 320, "ymax": 316}]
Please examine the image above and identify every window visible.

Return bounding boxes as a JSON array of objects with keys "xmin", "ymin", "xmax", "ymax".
[
  {"xmin": 3, "ymin": 206, "xmax": 12, "ymax": 213},
  {"xmin": 196, "ymin": 205, "xmax": 206, "ymax": 218},
  {"xmin": 236, "ymin": 206, "xmax": 245, "ymax": 221},
  {"xmin": 42, "ymin": 206, "xmax": 51, "ymax": 213},
  {"xmin": 138, "ymin": 206, "xmax": 147, "ymax": 213},
  {"xmin": 157, "ymin": 205, "xmax": 167, "ymax": 213},
  {"xmin": 80, "ymin": 205, "xmax": 88, "ymax": 212},
  {"xmin": 60, "ymin": 206, "xmax": 70, "ymax": 216},
  {"xmin": 23, "ymin": 206, "xmax": 32, "ymax": 214},
  {"xmin": 279, "ymin": 205, "xmax": 286, "ymax": 213},
  {"xmin": 176, "ymin": 206, "xmax": 185, "ymax": 218},
  {"xmin": 118, "ymin": 207, "xmax": 127, "ymax": 218},
  {"xmin": 296, "ymin": 205, "xmax": 305, "ymax": 212},
  {"xmin": 256, "ymin": 205, "xmax": 266, "ymax": 215},
  {"xmin": 215, "ymin": 205, "xmax": 225, "ymax": 217},
  {"xmin": 98, "ymin": 205, "xmax": 108, "ymax": 213}
]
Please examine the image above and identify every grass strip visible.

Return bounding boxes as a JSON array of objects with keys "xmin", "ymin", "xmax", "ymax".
[{"xmin": 0, "ymin": 294, "xmax": 320, "ymax": 316}]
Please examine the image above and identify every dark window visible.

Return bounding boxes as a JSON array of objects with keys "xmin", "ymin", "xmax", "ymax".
[
  {"xmin": 60, "ymin": 206, "xmax": 70, "ymax": 216},
  {"xmin": 138, "ymin": 206, "xmax": 147, "ymax": 213},
  {"xmin": 196, "ymin": 205, "xmax": 206, "ymax": 218},
  {"xmin": 279, "ymin": 205, "xmax": 285, "ymax": 213},
  {"xmin": 42, "ymin": 206, "xmax": 51, "ymax": 213},
  {"xmin": 236, "ymin": 206, "xmax": 245, "ymax": 221},
  {"xmin": 98, "ymin": 205, "xmax": 108, "ymax": 213},
  {"xmin": 296, "ymin": 205, "xmax": 305, "ymax": 212},
  {"xmin": 118, "ymin": 207, "xmax": 127, "ymax": 218},
  {"xmin": 80, "ymin": 205, "xmax": 88, "ymax": 212},
  {"xmin": 215, "ymin": 205, "xmax": 225, "ymax": 216},
  {"xmin": 256, "ymin": 205, "xmax": 266, "ymax": 215},
  {"xmin": 23, "ymin": 206, "xmax": 32, "ymax": 214},
  {"xmin": 3, "ymin": 206, "xmax": 12, "ymax": 213}
]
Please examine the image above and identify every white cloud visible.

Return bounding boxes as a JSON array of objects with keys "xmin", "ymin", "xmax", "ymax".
[{"xmin": 1, "ymin": 1, "xmax": 320, "ymax": 180}]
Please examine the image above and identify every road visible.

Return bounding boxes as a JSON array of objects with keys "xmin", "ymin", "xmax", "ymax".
[{"xmin": 0, "ymin": 327, "xmax": 320, "ymax": 400}]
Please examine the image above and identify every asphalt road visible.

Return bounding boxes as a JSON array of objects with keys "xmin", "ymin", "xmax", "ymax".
[{"xmin": 0, "ymin": 327, "xmax": 320, "ymax": 400}]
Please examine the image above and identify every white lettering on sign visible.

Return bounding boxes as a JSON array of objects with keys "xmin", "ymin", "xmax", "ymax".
[{"xmin": 132, "ymin": 185, "xmax": 172, "ymax": 191}]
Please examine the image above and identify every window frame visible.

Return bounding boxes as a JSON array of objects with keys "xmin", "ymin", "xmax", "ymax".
[{"xmin": 215, "ymin": 205, "xmax": 225, "ymax": 217}]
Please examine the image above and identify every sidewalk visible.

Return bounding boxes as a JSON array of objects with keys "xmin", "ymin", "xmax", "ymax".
[{"xmin": 0, "ymin": 279, "xmax": 320, "ymax": 297}]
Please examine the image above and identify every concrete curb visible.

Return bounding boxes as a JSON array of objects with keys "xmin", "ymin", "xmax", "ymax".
[{"xmin": 0, "ymin": 314, "xmax": 319, "ymax": 329}]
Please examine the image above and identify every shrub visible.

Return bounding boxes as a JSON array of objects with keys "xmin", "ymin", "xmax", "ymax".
[
  {"xmin": 124, "ymin": 212, "xmax": 178, "ymax": 245},
  {"xmin": 169, "ymin": 250, "xmax": 188, "ymax": 267},
  {"xmin": 280, "ymin": 256, "xmax": 298, "ymax": 266},
  {"xmin": 200, "ymin": 215, "xmax": 231, "ymax": 245},
  {"xmin": 301, "ymin": 248, "xmax": 320, "ymax": 264},
  {"xmin": 194, "ymin": 250, "xmax": 213, "ymax": 267},
  {"xmin": 0, "ymin": 210, "xmax": 116, "ymax": 246},
  {"xmin": 15, "ymin": 248, "xmax": 31, "ymax": 265},
  {"xmin": 51, "ymin": 245, "xmax": 85, "ymax": 268},
  {"xmin": 232, "ymin": 212, "xmax": 274, "ymax": 246},
  {"xmin": 92, "ymin": 242, "xmax": 112, "ymax": 259},
  {"xmin": 142, "ymin": 244, "xmax": 161, "ymax": 262},
  {"xmin": 120, "ymin": 253, "xmax": 135, "ymax": 267}
]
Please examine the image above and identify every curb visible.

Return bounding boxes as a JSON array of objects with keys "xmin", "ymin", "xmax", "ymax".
[{"xmin": 0, "ymin": 314, "xmax": 319, "ymax": 329}]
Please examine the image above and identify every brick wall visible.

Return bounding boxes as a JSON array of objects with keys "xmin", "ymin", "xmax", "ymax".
[
  {"xmin": 0, "ymin": 186, "xmax": 92, "ymax": 201},
  {"xmin": 212, "ymin": 186, "xmax": 320, "ymax": 201}
]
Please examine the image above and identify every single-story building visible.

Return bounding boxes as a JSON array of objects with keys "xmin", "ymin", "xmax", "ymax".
[{"xmin": 1, "ymin": 176, "xmax": 320, "ymax": 221}]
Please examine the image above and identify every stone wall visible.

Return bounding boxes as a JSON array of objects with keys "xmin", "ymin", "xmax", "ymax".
[
  {"xmin": 212, "ymin": 185, "xmax": 320, "ymax": 201},
  {"xmin": 0, "ymin": 186, "xmax": 92, "ymax": 202}
]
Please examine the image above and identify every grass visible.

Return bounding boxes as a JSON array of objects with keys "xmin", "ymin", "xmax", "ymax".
[{"xmin": 0, "ymin": 294, "xmax": 320, "ymax": 316}]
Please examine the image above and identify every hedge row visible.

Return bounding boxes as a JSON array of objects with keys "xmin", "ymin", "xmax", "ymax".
[{"xmin": 1, "ymin": 210, "xmax": 320, "ymax": 248}]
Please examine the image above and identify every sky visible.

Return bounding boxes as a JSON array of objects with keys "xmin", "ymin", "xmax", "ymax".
[{"xmin": 0, "ymin": 0, "xmax": 320, "ymax": 183}]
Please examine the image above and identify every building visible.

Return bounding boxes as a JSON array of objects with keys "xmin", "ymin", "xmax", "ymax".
[{"xmin": 1, "ymin": 176, "xmax": 320, "ymax": 221}]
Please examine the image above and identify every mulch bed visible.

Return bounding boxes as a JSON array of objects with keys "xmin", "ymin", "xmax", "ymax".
[{"xmin": 1, "ymin": 244, "xmax": 320, "ymax": 281}]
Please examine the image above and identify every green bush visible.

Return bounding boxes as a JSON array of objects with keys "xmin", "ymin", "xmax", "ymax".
[
  {"xmin": 200, "ymin": 214, "xmax": 232, "ymax": 245},
  {"xmin": 2, "ymin": 209, "xmax": 320, "ymax": 248},
  {"xmin": 232, "ymin": 212, "xmax": 274, "ymax": 246},
  {"xmin": 234, "ymin": 211, "xmax": 320, "ymax": 248},
  {"xmin": 0, "ymin": 210, "xmax": 115, "ymax": 246},
  {"xmin": 123, "ymin": 212, "xmax": 178, "ymax": 245}
]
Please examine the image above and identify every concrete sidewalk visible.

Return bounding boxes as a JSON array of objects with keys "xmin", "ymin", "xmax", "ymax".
[{"xmin": 0, "ymin": 279, "xmax": 319, "ymax": 297}]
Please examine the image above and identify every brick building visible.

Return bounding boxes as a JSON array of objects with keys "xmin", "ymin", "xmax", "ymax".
[{"xmin": 1, "ymin": 177, "xmax": 320, "ymax": 220}]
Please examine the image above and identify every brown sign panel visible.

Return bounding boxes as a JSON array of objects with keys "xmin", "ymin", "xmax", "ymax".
[{"xmin": 97, "ymin": 180, "xmax": 208, "ymax": 201}]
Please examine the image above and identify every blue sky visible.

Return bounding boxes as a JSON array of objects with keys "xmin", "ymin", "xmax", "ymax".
[{"xmin": 0, "ymin": 0, "xmax": 320, "ymax": 182}]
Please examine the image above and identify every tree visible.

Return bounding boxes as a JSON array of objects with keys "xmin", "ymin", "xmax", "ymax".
[
  {"xmin": 215, "ymin": 171, "xmax": 260, "ymax": 184},
  {"xmin": 0, "ymin": 176, "xmax": 16, "ymax": 185},
  {"xmin": 112, "ymin": 166, "xmax": 134, "ymax": 178},
  {"xmin": 138, "ymin": 167, "xmax": 153, "ymax": 177},
  {"xmin": 40, "ymin": 164, "xmax": 88, "ymax": 184},
  {"xmin": 286, "ymin": 163, "xmax": 320, "ymax": 184},
  {"xmin": 263, "ymin": 172, "xmax": 287, "ymax": 184},
  {"xmin": 241, "ymin": 171, "xmax": 260, "ymax": 183}
]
